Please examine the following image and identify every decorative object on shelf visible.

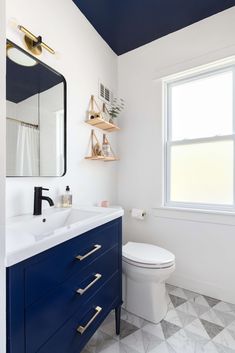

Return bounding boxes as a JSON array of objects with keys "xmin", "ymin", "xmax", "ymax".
[
  {"xmin": 86, "ymin": 95, "xmax": 120, "ymax": 132},
  {"xmin": 85, "ymin": 130, "xmax": 119, "ymax": 162},
  {"xmin": 18, "ymin": 25, "xmax": 55, "ymax": 55},
  {"xmin": 108, "ymin": 97, "xmax": 125, "ymax": 124},
  {"xmin": 85, "ymin": 130, "xmax": 104, "ymax": 160},
  {"xmin": 88, "ymin": 95, "xmax": 102, "ymax": 120},
  {"xmin": 102, "ymin": 133, "xmax": 111, "ymax": 157}
]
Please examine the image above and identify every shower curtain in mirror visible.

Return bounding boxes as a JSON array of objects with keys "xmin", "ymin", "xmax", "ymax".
[{"xmin": 16, "ymin": 123, "xmax": 39, "ymax": 176}]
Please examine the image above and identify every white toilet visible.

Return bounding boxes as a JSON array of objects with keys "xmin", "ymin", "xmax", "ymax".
[{"xmin": 122, "ymin": 242, "xmax": 175, "ymax": 324}]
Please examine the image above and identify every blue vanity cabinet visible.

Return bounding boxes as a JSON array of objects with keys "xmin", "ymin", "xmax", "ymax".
[{"xmin": 7, "ymin": 217, "xmax": 122, "ymax": 353}]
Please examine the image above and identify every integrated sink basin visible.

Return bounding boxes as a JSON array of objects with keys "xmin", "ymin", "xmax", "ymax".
[
  {"xmin": 8, "ymin": 208, "xmax": 100, "ymax": 239},
  {"xmin": 6, "ymin": 206, "xmax": 124, "ymax": 266}
]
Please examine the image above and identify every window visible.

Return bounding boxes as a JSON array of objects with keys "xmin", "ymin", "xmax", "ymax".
[{"xmin": 165, "ymin": 65, "xmax": 235, "ymax": 211}]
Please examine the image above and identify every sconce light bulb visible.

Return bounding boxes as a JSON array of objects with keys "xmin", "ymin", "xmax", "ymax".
[
  {"xmin": 8, "ymin": 17, "xmax": 18, "ymax": 30},
  {"xmin": 54, "ymin": 51, "xmax": 61, "ymax": 60}
]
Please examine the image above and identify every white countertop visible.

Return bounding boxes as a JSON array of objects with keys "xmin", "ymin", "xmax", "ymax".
[{"xmin": 6, "ymin": 206, "xmax": 124, "ymax": 267}]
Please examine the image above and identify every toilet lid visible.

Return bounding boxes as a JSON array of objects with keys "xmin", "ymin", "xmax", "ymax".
[{"xmin": 122, "ymin": 242, "xmax": 175, "ymax": 267}]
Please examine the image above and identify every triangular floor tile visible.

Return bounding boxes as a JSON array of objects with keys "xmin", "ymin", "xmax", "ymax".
[
  {"xmin": 177, "ymin": 301, "xmax": 198, "ymax": 316},
  {"xmin": 149, "ymin": 341, "xmax": 177, "ymax": 353},
  {"xmin": 204, "ymin": 295, "xmax": 221, "ymax": 308},
  {"xmin": 214, "ymin": 310, "xmax": 235, "ymax": 327},
  {"xmin": 121, "ymin": 310, "xmax": 146, "ymax": 329},
  {"xmin": 228, "ymin": 329, "xmax": 235, "ymax": 341},
  {"xmin": 118, "ymin": 341, "xmax": 143, "ymax": 353},
  {"xmin": 176, "ymin": 310, "xmax": 197, "ymax": 327},
  {"xmin": 119, "ymin": 320, "xmax": 139, "ymax": 339},
  {"xmin": 190, "ymin": 295, "xmax": 210, "ymax": 307},
  {"xmin": 213, "ymin": 341, "xmax": 235, "ymax": 353},
  {"xmin": 164, "ymin": 309, "xmax": 183, "ymax": 327},
  {"xmin": 161, "ymin": 320, "xmax": 181, "ymax": 339},
  {"xmin": 185, "ymin": 318, "xmax": 210, "ymax": 339},
  {"xmin": 150, "ymin": 342, "xmax": 177, "ymax": 353},
  {"xmin": 213, "ymin": 302, "xmax": 235, "ymax": 316},
  {"xmin": 141, "ymin": 330, "xmax": 163, "ymax": 352},
  {"xmin": 200, "ymin": 308, "xmax": 224, "ymax": 327},
  {"xmin": 190, "ymin": 302, "xmax": 210, "ymax": 317},
  {"xmin": 142, "ymin": 323, "xmax": 165, "ymax": 340},
  {"xmin": 184, "ymin": 329, "xmax": 210, "ymax": 345},
  {"xmin": 203, "ymin": 341, "xmax": 220, "ymax": 353},
  {"xmin": 200, "ymin": 319, "xmax": 224, "ymax": 339},
  {"xmin": 227, "ymin": 303, "xmax": 235, "ymax": 312},
  {"xmin": 166, "ymin": 284, "xmax": 177, "ymax": 293},
  {"xmin": 169, "ymin": 294, "xmax": 186, "ymax": 308},
  {"xmin": 227, "ymin": 321, "xmax": 235, "ymax": 334},
  {"xmin": 95, "ymin": 341, "xmax": 121, "ymax": 353},
  {"xmin": 120, "ymin": 330, "xmax": 145, "ymax": 353},
  {"xmin": 182, "ymin": 288, "xmax": 198, "ymax": 300},
  {"xmin": 167, "ymin": 329, "xmax": 207, "ymax": 352},
  {"xmin": 85, "ymin": 330, "xmax": 117, "ymax": 353},
  {"xmin": 169, "ymin": 287, "xmax": 188, "ymax": 299},
  {"xmin": 213, "ymin": 329, "xmax": 235, "ymax": 350}
]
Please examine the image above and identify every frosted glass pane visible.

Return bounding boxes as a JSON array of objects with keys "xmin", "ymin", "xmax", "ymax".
[
  {"xmin": 171, "ymin": 71, "xmax": 233, "ymax": 140},
  {"xmin": 170, "ymin": 140, "xmax": 233, "ymax": 204}
]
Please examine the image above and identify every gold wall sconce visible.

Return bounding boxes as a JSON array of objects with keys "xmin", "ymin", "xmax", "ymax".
[{"xmin": 18, "ymin": 25, "xmax": 55, "ymax": 55}]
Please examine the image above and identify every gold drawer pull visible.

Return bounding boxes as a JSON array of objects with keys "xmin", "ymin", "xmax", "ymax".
[
  {"xmin": 76, "ymin": 273, "xmax": 102, "ymax": 295},
  {"xmin": 76, "ymin": 244, "xmax": 102, "ymax": 261},
  {"xmin": 77, "ymin": 306, "xmax": 102, "ymax": 334}
]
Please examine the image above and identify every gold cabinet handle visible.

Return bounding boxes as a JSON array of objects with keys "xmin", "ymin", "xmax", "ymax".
[
  {"xmin": 76, "ymin": 244, "xmax": 102, "ymax": 261},
  {"xmin": 77, "ymin": 306, "xmax": 102, "ymax": 334},
  {"xmin": 76, "ymin": 273, "xmax": 102, "ymax": 295}
]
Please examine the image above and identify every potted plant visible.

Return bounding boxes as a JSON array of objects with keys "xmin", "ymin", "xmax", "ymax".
[{"xmin": 108, "ymin": 97, "xmax": 125, "ymax": 124}]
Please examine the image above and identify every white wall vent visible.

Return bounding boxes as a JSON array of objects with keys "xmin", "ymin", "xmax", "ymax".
[{"xmin": 99, "ymin": 82, "xmax": 112, "ymax": 104}]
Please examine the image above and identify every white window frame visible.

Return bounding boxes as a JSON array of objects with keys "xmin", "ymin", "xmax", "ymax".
[{"xmin": 164, "ymin": 62, "xmax": 235, "ymax": 212}]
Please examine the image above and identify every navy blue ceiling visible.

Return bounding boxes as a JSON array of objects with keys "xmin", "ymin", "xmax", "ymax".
[
  {"xmin": 73, "ymin": 0, "xmax": 235, "ymax": 55},
  {"xmin": 7, "ymin": 55, "xmax": 63, "ymax": 103}
]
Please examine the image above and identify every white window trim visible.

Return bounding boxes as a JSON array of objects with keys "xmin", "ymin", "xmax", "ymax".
[{"xmin": 162, "ymin": 59, "xmax": 235, "ymax": 214}]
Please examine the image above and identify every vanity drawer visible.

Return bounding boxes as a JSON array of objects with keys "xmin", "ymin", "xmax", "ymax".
[
  {"xmin": 37, "ymin": 273, "xmax": 120, "ymax": 353},
  {"xmin": 25, "ymin": 245, "xmax": 119, "ymax": 353},
  {"xmin": 25, "ymin": 219, "xmax": 119, "ymax": 306}
]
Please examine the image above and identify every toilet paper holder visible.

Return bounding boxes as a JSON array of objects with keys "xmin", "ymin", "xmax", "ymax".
[{"xmin": 129, "ymin": 209, "xmax": 147, "ymax": 218}]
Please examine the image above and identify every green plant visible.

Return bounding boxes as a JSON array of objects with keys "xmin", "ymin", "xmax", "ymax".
[{"xmin": 108, "ymin": 97, "xmax": 125, "ymax": 119}]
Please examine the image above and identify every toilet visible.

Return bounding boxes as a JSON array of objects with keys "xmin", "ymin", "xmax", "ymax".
[{"xmin": 122, "ymin": 242, "xmax": 175, "ymax": 324}]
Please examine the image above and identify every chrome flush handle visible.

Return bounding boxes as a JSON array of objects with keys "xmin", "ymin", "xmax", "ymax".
[
  {"xmin": 76, "ymin": 244, "xmax": 102, "ymax": 261},
  {"xmin": 77, "ymin": 306, "xmax": 102, "ymax": 334},
  {"xmin": 76, "ymin": 273, "xmax": 102, "ymax": 295}
]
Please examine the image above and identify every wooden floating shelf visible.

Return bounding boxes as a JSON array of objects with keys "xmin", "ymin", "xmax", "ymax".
[
  {"xmin": 85, "ymin": 156, "xmax": 119, "ymax": 162},
  {"xmin": 85, "ymin": 130, "xmax": 119, "ymax": 162},
  {"xmin": 103, "ymin": 157, "xmax": 119, "ymax": 162},
  {"xmin": 85, "ymin": 118, "xmax": 120, "ymax": 132}
]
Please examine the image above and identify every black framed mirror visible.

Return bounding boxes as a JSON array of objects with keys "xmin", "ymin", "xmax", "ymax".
[{"xmin": 6, "ymin": 40, "xmax": 66, "ymax": 177}]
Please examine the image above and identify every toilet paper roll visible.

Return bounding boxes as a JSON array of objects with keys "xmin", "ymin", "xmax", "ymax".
[{"xmin": 131, "ymin": 208, "xmax": 146, "ymax": 220}]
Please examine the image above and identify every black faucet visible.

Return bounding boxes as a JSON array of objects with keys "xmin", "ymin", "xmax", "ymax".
[{"xmin": 33, "ymin": 187, "xmax": 54, "ymax": 216}]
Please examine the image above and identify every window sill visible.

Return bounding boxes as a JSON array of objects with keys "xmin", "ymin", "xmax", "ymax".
[{"xmin": 152, "ymin": 206, "xmax": 235, "ymax": 226}]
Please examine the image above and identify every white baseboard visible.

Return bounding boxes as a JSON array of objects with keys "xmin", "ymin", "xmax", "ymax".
[{"xmin": 167, "ymin": 274, "xmax": 235, "ymax": 305}]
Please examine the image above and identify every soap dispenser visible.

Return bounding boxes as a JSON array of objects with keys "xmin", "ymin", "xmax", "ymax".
[{"xmin": 62, "ymin": 186, "xmax": 72, "ymax": 208}]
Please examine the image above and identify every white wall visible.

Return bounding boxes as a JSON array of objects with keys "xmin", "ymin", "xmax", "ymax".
[
  {"xmin": 0, "ymin": 0, "xmax": 6, "ymax": 351},
  {"xmin": 6, "ymin": 0, "xmax": 118, "ymax": 217},
  {"xmin": 118, "ymin": 7, "xmax": 235, "ymax": 304}
]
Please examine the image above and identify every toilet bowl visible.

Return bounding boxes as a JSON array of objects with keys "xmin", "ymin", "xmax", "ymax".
[{"xmin": 122, "ymin": 242, "xmax": 175, "ymax": 324}]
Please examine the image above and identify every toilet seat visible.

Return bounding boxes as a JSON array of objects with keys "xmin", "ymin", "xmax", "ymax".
[{"xmin": 122, "ymin": 242, "xmax": 175, "ymax": 269}]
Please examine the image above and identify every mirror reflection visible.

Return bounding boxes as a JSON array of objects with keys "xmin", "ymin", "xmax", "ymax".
[{"xmin": 6, "ymin": 41, "xmax": 66, "ymax": 177}]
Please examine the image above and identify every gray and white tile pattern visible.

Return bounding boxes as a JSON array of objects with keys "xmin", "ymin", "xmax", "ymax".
[{"xmin": 82, "ymin": 285, "xmax": 235, "ymax": 353}]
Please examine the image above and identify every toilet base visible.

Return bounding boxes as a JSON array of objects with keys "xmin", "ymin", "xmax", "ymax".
[{"xmin": 122, "ymin": 273, "xmax": 168, "ymax": 323}]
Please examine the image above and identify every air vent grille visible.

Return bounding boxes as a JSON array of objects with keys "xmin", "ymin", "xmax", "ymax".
[{"xmin": 99, "ymin": 82, "xmax": 112, "ymax": 104}]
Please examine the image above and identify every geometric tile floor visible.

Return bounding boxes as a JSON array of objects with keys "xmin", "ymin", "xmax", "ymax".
[{"xmin": 81, "ymin": 284, "xmax": 235, "ymax": 353}]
